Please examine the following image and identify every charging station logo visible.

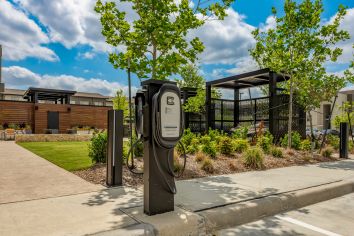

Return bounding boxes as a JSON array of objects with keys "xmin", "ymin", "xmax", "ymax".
[{"xmin": 167, "ymin": 96, "xmax": 175, "ymax": 105}]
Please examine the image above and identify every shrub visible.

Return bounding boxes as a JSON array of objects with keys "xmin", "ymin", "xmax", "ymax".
[
  {"xmin": 201, "ymin": 158, "xmax": 214, "ymax": 173},
  {"xmin": 202, "ymin": 141, "xmax": 217, "ymax": 159},
  {"xmin": 129, "ymin": 136, "xmax": 143, "ymax": 157},
  {"xmin": 232, "ymin": 126, "xmax": 249, "ymax": 139},
  {"xmin": 208, "ymin": 128, "xmax": 222, "ymax": 142},
  {"xmin": 270, "ymin": 146, "xmax": 284, "ymax": 158},
  {"xmin": 219, "ymin": 136, "xmax": 233, "ymax": 155},
  {"xmin": 195, "ymin": 151, "xmax": 206, "ymax": 162},
  {"xmin": 300, "ymin": 139, "xmax": 312, "ymax": 151},
  {"xmin": 257, "ymin": 136, "xmax": 272, "ymax": 154},
  {"xmin": 233, "ymin": 139, "xmax": 249, "ymax": 153},
  {"xmin": 186, "ymin": 138, "xmax": 200, "ymax": 154},
  {"xmin": 88, "ymin": 131, "xmax": 108, "ymax": 163},
  {"xmin": 181, "ymin": 128, "xmax": 196, "ymax": 145},
  {"xmin": 243, "ymin": 147, "xmax": 264, "ymax": 169},
  {"xmin": 280, "ymin": 131, "xmax": 301, "ymax": 150},
  {"xmin": 200, "ymin": 135, "xmax": 211, "ymax": 145},
  {"xmin": 326, "ymin": 134, "xmax": 339, "ymax": 150},
  {"xmin": 321, "ymin": 146, "xmax": 334, "ymax": 158},
  {"xmin": 0, "ymin": 125, "xmax": 3, "ymax": 130}
]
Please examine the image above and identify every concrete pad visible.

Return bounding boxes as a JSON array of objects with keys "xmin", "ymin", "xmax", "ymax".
[
  {"xmin": 121, "ymin": 206, "xmax": 206, "ymax": 236},
  {"xmin": 0, "ymin": 187, "xmax": 142, "ymax": 236},
  {"xmin": 217, "ymin": 192, "xmax": 354, "ymax": 236},
  {"xmin": 176, "ymin": 160, "xmax": 354, "ymax": 212},
  {"xmin": 0, "ymin": 141, "xmax": 102, "ymax": 204}
]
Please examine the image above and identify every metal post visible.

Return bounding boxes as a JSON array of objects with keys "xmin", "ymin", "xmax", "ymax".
[
  {"xmin": 127, "ymin": 58, "xmax": 134, "ymax": 165},
  {"xmin": 107, "ymin": 110, "xmax": 123, "ymax": 186},
  {"xmin": 206, "ymin": 84, "xmax": 212, "ymax": 131},
  {"xmin": 340, "ymin": 122, "xmax": 349, "ymax": 159},
  {"xmin": 234, "ymin": 89, "xmax": 239, "ymax": 128}
]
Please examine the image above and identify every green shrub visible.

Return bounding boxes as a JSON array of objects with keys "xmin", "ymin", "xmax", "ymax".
[
  {"xmin": 270, "ymin": 146, "xmax": 284, "ymax": 158},
  {"xmin": 281, "ymin": 131, "xmax": 301, "ymax": 150},
  {"xmin": 181, "ymin": 128, "xmax": 196, "ymax": 146},
  {"xmin": 327, "ymin": 134, "xmax": 339, "ymax": 150},
  {"xmin": 129, "ymin": 136, "xmax": 143, "ymax": 157},
  {"xmin": 200, "ymin": 135, "xmax": 211, "ymax": 145},
  {"xmin": 202, "ymin": 141, "xmax": 217, "ymax": 159},
  {"xmin": 233, "ymin": 139, "xmax": 249, "ymax": 153},
  {"xmin": 208, "ymin": 128, "xmax": 221, "ymax": 142},
  {"xmin": 123, "ymin": 142, "xmax": 129, "ymax": 160},
  {"xmin": 300, "ymin": 139, "xmax": 312, "ymax": 151},
  {"xmin": 201, "ymin": 158, "xmax": 214, "ymax": 173},
  {"xmin": 243, "ymin": 147, "xmax": 264, "ymax": 169},
  {"xmin": 219, "ymin": 136, "xmax": 233, "ymax": 155},
  {"xmin": 173, "ymin": 154, "xmax": 183, "ymax": 173},
  {"xmin": 263, "ymin": 131, "xmax": 274, "ymax": 144},
  {"xmin": 321, "ymin": 146, "xmax": 334, "ymax": 158},
  {"xmin": 186, "ymin": 138, "xmax": 200, "ymax": 154},
  {"xmin": 232, "ymin": 126, "xmax": 249, "ymax": 139},
  {"xmin": 257, "ymin": 136, "xmax": 272, "ymax": 154},
  {"xmin": 88, "ymin": 131, "xmax": 108, "ymax": 163}
]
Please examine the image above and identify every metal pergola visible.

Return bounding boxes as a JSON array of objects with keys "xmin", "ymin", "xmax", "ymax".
[
  {"xmin": 202, "ymin": 68, "xmax": 305, "ymax": 138},
  {"xmin": 24, "ymin": 87, "xmax": 76, "ymax": 104}
]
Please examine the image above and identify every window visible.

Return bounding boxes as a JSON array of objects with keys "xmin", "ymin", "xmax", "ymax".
[{"xmin": 79, "ymin": 100, "xmax": 90, "ymax": 105}]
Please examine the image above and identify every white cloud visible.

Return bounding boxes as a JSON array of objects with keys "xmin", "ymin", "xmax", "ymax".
[
  {"xmin": 3, "ymin": 66, "xmax": 137, "ymax": 96},
  {"xmin": 0, "ymin": 1, "xmax": 58, "ymax": 61},
  {"xmin": 226, "ymin": 56, "xmax": 259, "ymax": 75},
  {"xmin": 190, "ymin": 9, "xmax": 256, "ymax": 65},
  {"xmin": 13, "ymin": 0, "xmax": 137, "ymax": 53},
  {"xmin": 259, "ymin": 15, "xmax": 276, "ymax": 32}
]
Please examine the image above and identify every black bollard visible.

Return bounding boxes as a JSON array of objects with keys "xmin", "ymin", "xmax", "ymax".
[
  {"xmin": 106, "ymin": 109, "xmax": 124, "ymax": 186},
  {"xmin": 340, "ymin": 122, "xmax": 349, "ymax": 159}
]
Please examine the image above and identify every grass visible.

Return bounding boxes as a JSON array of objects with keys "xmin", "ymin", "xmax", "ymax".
[{"xmin": 18, "ymin": 141, "xmax": 92, "ymax": 171}]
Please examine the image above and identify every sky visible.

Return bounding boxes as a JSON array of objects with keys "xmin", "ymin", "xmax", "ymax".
[{"xmin": 1, "ymin": 0, "xmax": 353, "ymax": 96}]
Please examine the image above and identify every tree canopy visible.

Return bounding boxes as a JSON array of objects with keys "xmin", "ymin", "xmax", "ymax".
[
  {"xmin": 112, "ymin": 89, "xmax": 129, "ymax": 117},
  {"xmin": 95, "ymin": 0, "xmax": 233, "ymax": 81},
  {"xmin": 250, "ymin": 0, "xmax": 350, "ymax": 146}
]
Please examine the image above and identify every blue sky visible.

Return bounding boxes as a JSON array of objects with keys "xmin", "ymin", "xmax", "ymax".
[{"xmin": 1, "ymin": 0, "xmax": 353, "ymax": 96}]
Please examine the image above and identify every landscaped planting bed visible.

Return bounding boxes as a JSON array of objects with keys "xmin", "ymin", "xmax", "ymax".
[{"xmin": 17, "ymin": 128, "xmax": 345, "ymax": 187}]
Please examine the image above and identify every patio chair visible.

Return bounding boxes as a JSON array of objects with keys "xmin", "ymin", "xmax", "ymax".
[{"xmin": 5, "ymin": 129, "xmax": 15, "ymax": 141}]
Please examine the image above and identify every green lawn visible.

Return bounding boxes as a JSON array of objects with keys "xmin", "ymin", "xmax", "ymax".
[{"xmin": 18, "ymin": 141, "xmax": 93, "ymax": 171}]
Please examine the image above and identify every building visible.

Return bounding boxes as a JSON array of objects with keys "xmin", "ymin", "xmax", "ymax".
[{"xmin": 306, "ymin": 88, "xmax": 354, "ymax": 130}]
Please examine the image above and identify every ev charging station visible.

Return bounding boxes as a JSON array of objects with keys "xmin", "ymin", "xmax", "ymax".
[{"xmin": 134, "ymin": 79, "xmax": 184, "ymax": 215}]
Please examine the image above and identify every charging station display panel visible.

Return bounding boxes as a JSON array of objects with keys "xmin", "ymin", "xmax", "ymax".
[{"xmin": 160, "ymin": 91, "xmax": 181, "ymax": 138}]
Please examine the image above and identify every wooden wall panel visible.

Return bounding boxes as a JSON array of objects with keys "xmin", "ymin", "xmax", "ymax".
[
  {"xmin": 0, "ymin": 101, "xmax": 111, "ymax": 133},
  {"xmin": 0, "ymin": 101, "xmax": 34, "ymax": 127}
]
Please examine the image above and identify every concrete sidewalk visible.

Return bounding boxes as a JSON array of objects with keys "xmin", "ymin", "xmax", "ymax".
[
  {"xmin": 1, "ymin": 159, "xmax": 354, "ymax": 235},
  {"xmin": 0, "ymin": 141, "xmax": 102, "ymax": 204}
]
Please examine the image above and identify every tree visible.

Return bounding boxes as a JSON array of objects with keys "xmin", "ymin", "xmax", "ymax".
[
  {"xmin": 250, "ymin": 0, "xmax": 349, "ymax": 148},
  {"xmin": 95, "ymin": 0, "xmax": 233, "ymax": 81},
  {"xmin": 176, "ymin": 64, "xmax": 204, "ymax": 89},
  {"xmin": 112, "ymin": 89, "xmax": 129, "ymax": 118}
]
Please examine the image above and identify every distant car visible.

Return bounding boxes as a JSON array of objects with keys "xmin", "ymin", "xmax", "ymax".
[
  {"xmin": 321, "ymin": 129, "xmax": 340, "ymax": 136},
  {"xmin": 306, "ymin": 128, "xmax": 321, "ymax": 138}
]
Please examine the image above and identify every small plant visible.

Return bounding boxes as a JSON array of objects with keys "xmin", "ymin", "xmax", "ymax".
[
  {"xmin": 232, "ymin": 126, "xmax": 249, "ymax": 139},
  {"xmin": 326, "ymin": 134, "xmax": 339, "ymax": 150},
  {"xmin": 0, "ymin": 125, "xmax": 3, "ymax": 130},
  {"xmin": 187, "ymin": 138, "xmax": 200, "ymax": 154},
  {"xmin": 88, "ymin": 131, "xmax": 108, "ymax": 163},
  {"xmin": 243, "ymin": 147, "xmax": 264, "ymax": 169},
  {"xmin": 200, "ymin": 135, "xmax": 211, "ymax": 145},
  {"xmin": 286, "ymin": 149, "xmax": 295, "ymax": 156},
  {"xmin": 303, "ymin": 155, "xmax": 311, "ymax": 162},
  {"xmin": 257, "ymin": 136, "xmax": 272, "ymax": 154},
  {"xmin": 195, "ymin": 151, "xmax": 206, "ymax": 162},
  {"xmin": 8, "ymin": 124, "xmax": 19, "ymax": 130},
  {"xmin": 208, "ymin": 128, "xmax": 221, "ymax": 142},
  {"xmin": 181, "ymin": 128, "xmax": 196, "ymax": 146},
  {"xmin": 201, "ymin": 157, "xmax": 214, "ymax": 173},
  {"xmin": 300, "ymin": 139, "xmax": 312, "ymax": 151},
  {"xmin": 270, "ymin": 146, "xmax": 283, "ymax": 158},
  {"xmin": 280, "ymin": 131, "xmax": 301, "ymax": 150},
  {"xmin": 233, "ymin": 139, "xmax": 249, "ymax": 153},
  {"xmin": 219, "ymin": 136, "xmax": 233, "ymax": 155},
  {"xmin": 321, "ymin": 146, "xmax": 334, "ymax": 158},
  {"xmin": 173, "ymin": 154, "xmax": 183, "ymax": 173},
  {"xmin": 202, "ymin": 141, "xmax": 217, "ymax": 159}
]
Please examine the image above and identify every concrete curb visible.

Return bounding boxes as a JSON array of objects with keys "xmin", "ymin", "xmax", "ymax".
[{"xmin": 198, "ymin": 180, "xmax": 354, "ymax": 234}]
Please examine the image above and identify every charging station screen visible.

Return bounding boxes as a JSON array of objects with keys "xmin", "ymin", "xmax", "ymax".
[{"xmin": 160, "ymin": 91, "xmax": 180, "ymax": 138}]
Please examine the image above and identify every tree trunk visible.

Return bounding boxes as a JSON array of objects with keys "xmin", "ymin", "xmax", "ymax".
[
  {"xmin": 287, "ymin": 76, "xmax": 293, "ymax": 148},
  {"xmin": 308, "ymin": 110, "xmax": 315, "ymax": 154}
]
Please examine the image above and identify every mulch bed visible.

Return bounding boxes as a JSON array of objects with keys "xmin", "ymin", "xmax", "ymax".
[{"xmin": 73, "ymin": 149, "xmax": 339, "ymax": 187}]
